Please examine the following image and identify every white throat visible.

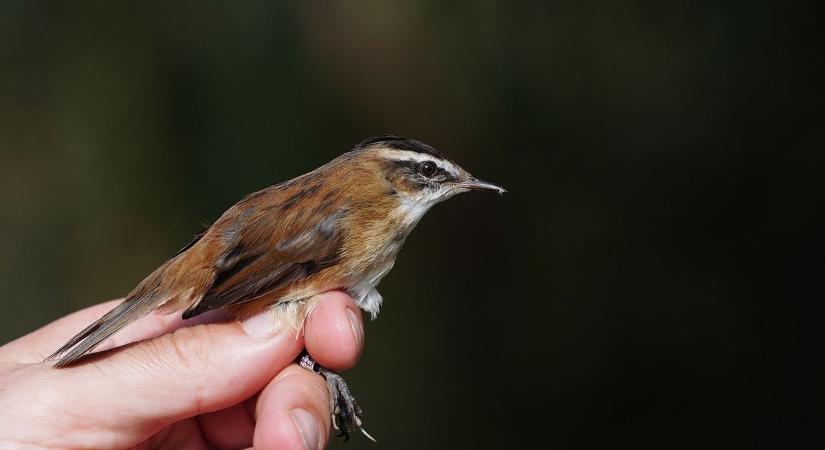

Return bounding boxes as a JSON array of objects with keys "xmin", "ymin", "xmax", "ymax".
[{"xmin": 396, "ymin": 196, "xmax": 436, "ymax": 229}]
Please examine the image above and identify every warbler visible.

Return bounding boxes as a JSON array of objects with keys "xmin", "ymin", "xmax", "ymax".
[{"xmin": 48, "ymin": 135, "xmax": 505, "ymax": 440}]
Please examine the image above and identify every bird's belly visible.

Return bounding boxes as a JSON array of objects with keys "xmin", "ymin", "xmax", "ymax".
[{"xmin": 348, "ymin": 254, "xmax": 397, "ymax": 316}]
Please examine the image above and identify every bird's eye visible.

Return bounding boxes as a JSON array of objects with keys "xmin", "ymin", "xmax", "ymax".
[{"xmin": 418, "ymin": 161, "xmax": 437, "ymax": 178}]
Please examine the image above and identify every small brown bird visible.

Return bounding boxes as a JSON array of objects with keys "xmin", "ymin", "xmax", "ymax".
[{"xmin": 48, "ymin": 135, "xmax": 504, "ymax": 440}]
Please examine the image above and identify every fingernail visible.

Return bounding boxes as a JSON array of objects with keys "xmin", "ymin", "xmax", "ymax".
[
  {"xmin": 241, "ymin": 310, "xmax": 279, "ymax": 338},
  {"xmin": 346, "ymin": 308, "xmax": 364, "ymax": 350},
  {"xmin": 291, "ymin": 408, "xmax": 321, "ymax": 450}
]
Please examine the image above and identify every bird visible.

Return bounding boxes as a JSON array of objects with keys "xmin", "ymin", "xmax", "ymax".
[{"xmin": 47, "ymin": 135, "xmax": 505, "ymax": 440}]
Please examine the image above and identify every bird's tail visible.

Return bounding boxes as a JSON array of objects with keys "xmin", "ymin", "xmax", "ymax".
[{"xmin": 45, "ymin": 293, "xmax": 164, "ymax": 367}]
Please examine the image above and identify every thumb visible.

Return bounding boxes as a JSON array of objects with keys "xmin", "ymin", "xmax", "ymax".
[{"xmin": 39, "ymin": 310, "xmax": 300, "ymax": 446}]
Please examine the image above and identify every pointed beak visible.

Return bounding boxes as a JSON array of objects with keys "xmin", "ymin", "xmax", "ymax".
[{"xmin": 460, "ymin": 177, "xmax": 507, "ymax": 195}]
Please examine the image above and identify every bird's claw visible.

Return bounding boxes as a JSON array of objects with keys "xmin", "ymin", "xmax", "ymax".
[
  {"xmin": 321, "ymin": 369, "xmax": 376, "ymax": 443},
  {"xmin": 297, "ymin": 352, "xmax": 376, "ymax": 443}
]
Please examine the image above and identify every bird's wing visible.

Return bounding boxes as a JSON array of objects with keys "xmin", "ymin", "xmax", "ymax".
[
  {"xmin": 48, "ymin": 181, "xmax": 346, "ymax": 367},
  {"xmin": 180, "ymin": 198, "xmax": 347, "ymax": 319}
]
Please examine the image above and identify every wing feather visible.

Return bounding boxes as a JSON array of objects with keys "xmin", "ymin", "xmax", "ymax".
[
  {"xmin": 48, "ymin": 167, "xmax": 349, "ymax": 366},
  {"xmin": 180, "ymin": 198, "xmax": 346, "ymax": 319}
]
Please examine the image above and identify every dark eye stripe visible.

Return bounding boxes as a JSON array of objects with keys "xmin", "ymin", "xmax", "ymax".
[
  {"xmin": 385, "ymin": 159, "xmax": 419, "ymax": 173},
  {"xmin": 435, "ymin": 167, "xmax": 459, "ymax": 182},
  {"xmin": 381, "ymin": 158, "xmax": 458, "ymax": 188}
]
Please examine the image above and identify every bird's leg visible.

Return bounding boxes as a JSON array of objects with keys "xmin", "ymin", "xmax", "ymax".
[{"xmin": 297, "ymin": 351, "xmax": 376, "ymax": 443}]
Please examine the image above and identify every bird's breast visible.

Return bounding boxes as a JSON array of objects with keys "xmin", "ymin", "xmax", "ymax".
[{"xmin": 336, "ymin": 198, "xmax": 429, "ymax": 316}]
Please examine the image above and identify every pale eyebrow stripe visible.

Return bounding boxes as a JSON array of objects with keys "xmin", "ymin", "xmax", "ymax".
[
  {"xmin": 376, "ymin": 149, "xmax": 440, "ymax": 163},
  {"xmin": 376, "ymin": 149, "xmax": 463, "ymax": 178}
]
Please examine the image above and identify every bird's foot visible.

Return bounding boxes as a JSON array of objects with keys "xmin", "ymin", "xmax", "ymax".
[{"xmin": 298, "ymin": 352, "xmax": 376, "ymax": 443}]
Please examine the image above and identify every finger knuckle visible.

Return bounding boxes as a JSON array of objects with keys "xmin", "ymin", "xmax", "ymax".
[{"xmin": 134, "ymin": 324, "xmax": 216, "ymax": 381}]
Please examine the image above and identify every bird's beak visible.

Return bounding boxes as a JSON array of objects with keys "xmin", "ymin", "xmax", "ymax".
[{"xmin": 460, "ymin": 177, "xmax": 507, "ymax": 195}]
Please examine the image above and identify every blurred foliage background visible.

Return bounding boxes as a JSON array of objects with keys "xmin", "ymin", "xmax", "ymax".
[{"xmin": 1, "ymin": 1, "xmax": 821, "ymax": 449}]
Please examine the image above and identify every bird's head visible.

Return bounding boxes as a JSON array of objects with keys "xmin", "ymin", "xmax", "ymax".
[{"xmin": 353, "ymin": 135, "xmax": 505, "ymax": 210}]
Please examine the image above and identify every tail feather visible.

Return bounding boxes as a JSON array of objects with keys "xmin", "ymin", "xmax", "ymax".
[{"xmin": 46, "ymin": 294, "xmax": 162, "ymax": 367}]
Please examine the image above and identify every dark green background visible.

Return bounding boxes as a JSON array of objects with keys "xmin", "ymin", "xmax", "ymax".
[{"xmin": 1, "ymin": 2, "xmax": 821, "ymax": 449}]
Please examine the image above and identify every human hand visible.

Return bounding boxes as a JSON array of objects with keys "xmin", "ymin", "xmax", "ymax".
[{"xmin": 0, "ymin": 290, "xmax": 364, "ymax": 450}]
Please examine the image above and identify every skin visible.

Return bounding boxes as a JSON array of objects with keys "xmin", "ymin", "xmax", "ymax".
[{"xmin": 0, "ymin": 290, "xmax": 362, "ymax": 450}]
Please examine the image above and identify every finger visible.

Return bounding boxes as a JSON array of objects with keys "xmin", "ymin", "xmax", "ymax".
[
  {"xmin": 198, "ymin": 402, "xmax": 255, "ymax": 450},
  {"xmin": 199, "ymin": 290, "xmax": 364, "ymax": 449},
  {"xmin": 304, "ymin": 291, "xmax": 364, "ymax": 371},
  {"xmin": 10, "ymin": 292, "xmax": 350, "ymax": 449},
  {"xmin": 253, "ymin": 364, "xmax": 331, "ymax": 450}
]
